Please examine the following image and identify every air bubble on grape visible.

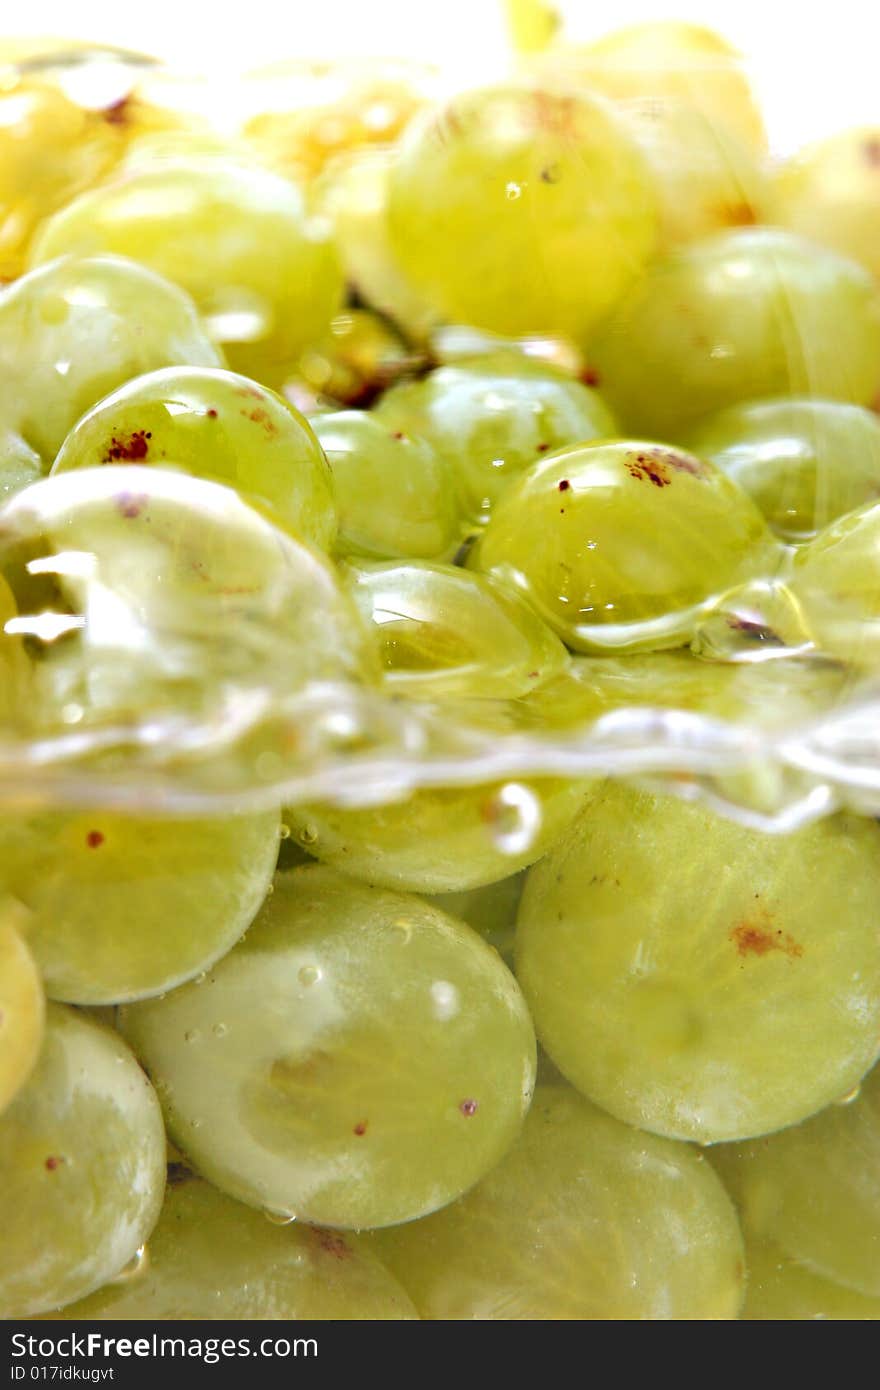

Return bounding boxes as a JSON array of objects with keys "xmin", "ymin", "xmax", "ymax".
[
  {"xmin": 298, "ymin": 966, "xmax": 321, "ymax": 987},
  {"xmin": 484, "ymin": 783, "xmax": 542, "ymax": 856}
]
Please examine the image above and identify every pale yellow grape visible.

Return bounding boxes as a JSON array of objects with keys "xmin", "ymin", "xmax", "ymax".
[
  {"xmin": 371, "ymin": 1084, "xmax": 745, "ymax": 1319},
  {"xmin": 741, "ymin": 1237, "xmax": 880, "ymax": 1321},
  {"xmin": 713, "ymin": 1063, "xmax": 880, "ymax": 1296},
  {"xmin": 49, "ymin": 1175, "xmax": 418, "ymax": 1320},
  {"xmin": 772, "ymin": 128, "xmax": 880, "ymax": 281},
  {"xmin": 120, "ymin": 867, "xmax": 536, "ymax": 1229},
  {"xmin": 30, "ymin": 160, "xmax": 344, "ymax": 383},
  {"xmin": 0, "ymin": 904, "xmax": 44, "ymax": 1116},
  {"xmin": 0, "ymin": 426, "xmax": 42, "ymax": 502},
  {"xmin": 345, "ymin": 559, "xmax": 569, "ymax": 698},
  {"xmin": 0, "ymin": 1005, "xmax": 166, "ymax": 1318},
  {"xmin": 425, "ymin": 872, "xmax": 525, "ymax": 961},
  {"xmin": 0, "ymin": 256, "xmax": 223, "ymax": 464},
  {"xmin": 515, "ymin": 783, "xmax": 880, "ymax": 1143},
  {"xmin": 0, "ymin": 571, "xmax": 33, "ymax": 724},
  {"xmin": 789, "ymin": 502, "xmax": 880, "ymax": 665},
  {"xmin": 52, "ymin": 366, "xmax": 338, "ymax": 551},
  {"xmin": 387, "ymin": 83, "xmax": 657, "ymax": 344}
]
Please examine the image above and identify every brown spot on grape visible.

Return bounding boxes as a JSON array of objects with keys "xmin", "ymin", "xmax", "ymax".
[
  {"xmin": 115, "ymin": 493, "xmax": 148, "ymax": 519},
  {"xmin": 537, "ymin": 442, "xmax": 550, "ymax": 452},
  {"xmin": 102, "ymin": 95, "xmax": 132, "ymax": 126},
  {"xmin": 626, "ymin": 447, "xmax": 707, "ymax": 487},
  {"xmin": 863, "ymin": 137, "xmax": 880, "ymax": 167},
  {"xmin": 726, "ymin": 616, "xmax": 783, "ymax": 646},
  {"xmin": 459, "ymin": 1099, "xmax": 478, "ymax": 1117},
  {"xmin": 104, "ymin": 431, "xmax": 152, "ymax": 463},
  {"xmin": 206, "ymin": 408, "xmax": 218, "ymax": 419},
  {"xmin": 718, "ymin": 200, "xmax": 757, "ymax": 227},
  {"xmin": 581, "ymin": 367, "xmax": 601, "ymax": 387},
  {"xmin": 731, "ymin": 915, "xmax": 803, "ymax": 960},
  {"xmin": 558, "ymin": 479, "xmax": 571, "ymax": 491},
  {"xmin": 391, "ymin": 431, "xmax": 405, "ymax": 441},
  {"xmin": 86, "ymin": 830, "xmax": 105, "ymax": 849},
  {"xmin": 45, "ymin": 1156, "xmax": 63, "ymax": 1171},
  {"xmin": 353, "ymin": 1121, "xmax": 368, "ymax": 1136},
  {"xmin": 540, "ymin": 163, "xmax": 562, "ymax": 184},
  {"xmin": 244, "ymin": 407, "xmax": 277, "ymax": 435},
  {"xmin": 312, "ymin": 1229, "xmax": 351, "ymax": 1260},
  {"xmin": 235, "ymin": 384, "xmax": 264, "ymax": 401}
]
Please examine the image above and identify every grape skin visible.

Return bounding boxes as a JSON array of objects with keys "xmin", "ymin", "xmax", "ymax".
[
  {"xmin": 0, "ymin": 905, "xmax": 44, "ymax": 1116},
  {"xmin": 772, "ymin": 127, "xmax": 880, "ymax": 281},
  {"xmin": 740, "ymin": 1237, "xmax": 880, "ymax": 1320}
]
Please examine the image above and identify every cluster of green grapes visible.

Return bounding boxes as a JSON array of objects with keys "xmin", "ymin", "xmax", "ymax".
[{"xmin": 1, "ymin": 17, "xmax": 880, "ymax": 1321}]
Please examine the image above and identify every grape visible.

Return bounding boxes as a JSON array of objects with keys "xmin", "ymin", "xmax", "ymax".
[
  {"xmin": 0, "ymin": 427, "xmax": 42, "ymax": 502},
  {"xmin": 0, "ymin": 1004, "xmax": 166, "ymax": 1317},
  {"xmin": 683, "ymin": 398, "xmax": 880, "ymax": 540},
  {"xmin": 345, "ymin": 559, "xmax": 569, "ymax": 698},
  {"xmin": 52, "ymin": 366, "xmax": 337, "ymax": 552},
  {"xmin": 49, "ymin": 1174, "xmax": 418, "ymax": 1320},
  {"xmin": 470, "ymin": 439, "xmax": 775, "ymax": 654},
  {"xmin": 0, "ymin": 256, "xmax": 223, "ymax": 465},
  {"xmin": 295, "ymin": 309, "xmax": 421, "ymax": 408},
  {"xmin": 120, "ymin": 866, "xmax": 536, "ymax": 1229},
  {"xmin": 589, "ymin": 230, "xmax": 880, "ymax": 438},
  {"xmin": 532, "ymin": 21, "xmax": 766, "ymax": 151},
  {"xmin": 740, "ymin": 1237, "xmax": 880, "ymax": 1320},
  {"xmin": 425, "ymin": 872, "xmax": 525, "ymax": 961},
  {"xmin": 387, "ymin": 84, "xmax": 658, "ymax": 344},
  {"xmin": 772, "ymin": 128, "xmax": 880, "ymax": 281},
  {"xmin": 312, "ymin": 412, "xmax": 457, "ymax": 561},
  {"xmin": 370, "ymin": 1083, "xmax": 745, "ymax": 1319},
  {"xmin": 712, "ymin": 1063, "xmax": 880, "ymax": 1296},
  {"xmin": 30, "ymin": 160, "xmax": 344, "ymax": 384},
  {"xmin": 0, "ymin": 806, "xmax": 279, "ymax": 1005},
  {"xmin": 515, "ymin": 783, "xmax": 880, "ymax": 1143},
  {"xmin": 373, "ymin": 352, "xmax": 616, "ymax": 526},
  {"xmin": 0, "ymin": 904, "xmax": 44, "ymax": 1116},
  {"xmin": 789, "ymin": 501, "xmax": 880, "ymax": 664}
]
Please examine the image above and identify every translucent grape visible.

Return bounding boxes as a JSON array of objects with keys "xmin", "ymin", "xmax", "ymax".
[
  {"xmin": 0, "ymin": 427, "xmax": 42, "ymax": 503},
  {"xmin": 373, "ymin": 352, "xmax": 616, "ymax": 526},
  {"xmin": 312, "ymin": 411, "xmax": 457, "ymax": 560},
  {"xmin": 590, "ymin": 230, "xmax": 880, "ymax": 438},
  {"xmin": 371, "ymin": 1083, "xmax": 745, "ymax": 1319},
  {"xmin": 49, "ymin": 1174, "xmax": 418, "ymax": 1320},
  {"xmin": 0, "ymin": 1004, "xmax": 166, "ymax": 1317},
  {"xmin": 425, "ymin": 871, "xmax": 525, "ymax": 962},
  {"xmin": 120, "ymin": 866, "xmax": 536, "ymax": 1229},
  {"xmin": 0, "ymin": 256, "xmax": 223, "ymax": 465},
  {"xmin": 387, "ymin": 84, "xmax": 658, "ymax": 344},
  {"xmin": 515, "ymin": 783, "xmax": 880, "ymax": 1143},
  {"xmin": 0, "ymin": 807, "xmax": 280, "ymax": 1004},
  {"xmin": 471, "ymin": 439, "xmax": 776, "ymax": 653},
  {"xmin": 713, "ymin": 1063, "xmax": 880, "ymax": 1296},
  {"xmin": 740, "ymin": 1237, "xmax": 880, "ymax": 1321},
  {"xmin": 772, "ymin": 127, "xmax": 880, "ymax": 281},
  {"xmin": 345, "ymin": 559, "xmax": 569, "ymax": 698},
  {"xmin": 52, "ymin": 366, "xmax": 338, "ymax": 551},
  {"xmin": 789, "ymin": 502, "xmax": 880, "ymax": 665},
  {"xmin": 0, "ymin": 904, "xmax": 44, "ymax": 1116},
  {"xmin": 683, "ymin": 398, "xmax": 880, "ymax": 540},
  {"xmin": 30, "ymin": 160, "xmax": 344, "ymax": 384}
]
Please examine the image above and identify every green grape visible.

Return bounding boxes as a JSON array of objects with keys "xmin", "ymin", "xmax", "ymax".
[
  {"xmin": 373, "ymin": 352, "xmax": 616, "ymax": 526},
  {"xmin": 425, "ymin": 871, "xmax": 525, "ymax": 961},
  {"xmin": 740, "ymin": 1237, "xmax": 880, "ymax": 1321},
  {"xmin": 772, "ymin": 128, "xmax": 880, "ymax": 281},
  {"xmin": 52, "ymin": 366, "xmax": 337, "ymax": 551},
  {"xmin": 311, "ymin": 411, "xmax": 457, "ymax": 560},
  {"xmin": 712, "ymin": 1063, "xmax": 880, "ymax": 1296},
  {"xmin": 49, "ymin": 1174, "xmax": 418, "ymax": 1320},
  {"xmin": 120, "ymin": 866, "xmax": 536, "ymax": 1229},
  {"xmin": 616, "ymin": 98, "xmax": 768, "ymax": 250},
  {"xmin": 0, "ymin": 904, "xmax": 44, "ymax": 1116},
  {"xmin": 0, "ymin": 571, "xmax": 33, "ymax": 724},
  {"xmin": 0, "ymin": 1004, "xmax": 166, "ymax": 1318},
  {"xmin": 387, "ymin": 84, "xmax": 657, "ymax": 345},
  {"xmin": 0, "ymin": 256, "xmax": 223, "ymax": 465},
  {"xmin": 789, "ymin": 501, "xmax": 880, "ymax": 665},
  {"xmin": 370, "ymin": 1083, "xmax": 745, "ymax": 1319},
  {"xmin": 0, "ymin": 806, "xmax": 279, "ymax": 1005},
  {"xmin": 683, "ymin": 398, "xmax": 880, "ymax": 540},
  {"xmin": 295, "ymin": 308, "xmax": 422, "ymax": 409},
  {"xmin": 345, "ymin": 559, "xmax": 569, "ymax": 698},
  {"xmin": 0, "ymin": 427, "xmax": 43, "ymax": 502},
  {"xmin": 590, "ymin": 229, "xmax": 880, "ymax": 438},
  {"xmin": 30, "ymin": 160, "xmax": 344, "ymax": 383},
  {"xmin": 515, "ymin": 783, "xmax": 880, "ymax": 1143},
  {"xmin": 470, "ymin": 439, "xmax": 775, "ymax": 653}
]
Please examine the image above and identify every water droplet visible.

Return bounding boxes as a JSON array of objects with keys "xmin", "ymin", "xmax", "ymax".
[
  {"xmin": 836, "ymin": 1084, "xmax": 861, "ymax": 1106},
  {"xmin": 483, "ymin": 783, "xmax": 542, "ymax": 855},
  {"xmin": 430, "ymin": 980, "xmax": 459, "ymax": 1021},
  {"xmin": 279, "ymin": 823, "xmax": 291, "ymax": 840},
  {"xmin": 190, "ymin": 1118, "xmax": 202, "ymax": 1130},
  {"xmin": 193, "ymin": 972, "xmax": 208, "ymax": 986},
  {"xmin": 111, "ymin": 1245, "xmax": 149, "ymax": 1284},
  {"xmin": 298, "ymin": 965, "xmax": 321, "ymax": 988},
  {"xmin": 212, "ymin": 1023, "xmax": 228, "ymax": 1039},
  {"xmin": 298, "ymin": 824, "xmax": 318, "ymax": 847},
  {"xmin": 505, "ymin": 181, "xmax": 523, "ymax": 200},
  {"xmin": 391, "ymin": 919, "xmax": 413, "ymax": 945},
  {"xmin": 264, "ymin": 1208, "xmax": 297, "ymax": 1225}
]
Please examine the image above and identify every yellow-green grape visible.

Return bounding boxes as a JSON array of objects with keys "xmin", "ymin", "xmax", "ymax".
[
  {"xmin": 425, "ymin": 872, "xmax": 525, "ymax": 961},
  {"xmin": 346, "ymin": 559, "xmax": 569, "ymax": 698},
  {"xmin": 295, "ymin": 309, "xmax": 423, "ymax": 409},
  {"xmin": 772, "ymin": 128, "xmax": 880, "ymax": 281},
  {"xmin": 0, "ymin": 571, "xmax": 32, "ymax": 723},
  {"xmin": 285, "ymin": 769, "xmax": 588, "ymax": 893},
  {"xmin": 515, "ymin": 783, "xmax": 880, "ymax": 1143},
  {"xmin": 533, "ymin": 21, "xmax": 766, "ymax": 151},
  {"xmin": 0, "ymin": 904, "xmax": 44, "ymax": 1116},
  {"xmin": 0, "ymin": 1004, "xmax": 166, "ymax": 1318},
  {"xmin": 0, "ymin": 256, "xmax": 223, "ymax": 465},
  {"xmin": 120, "ymin": 866, "xmax": 536, "ymax": 1229},
  {"xmin": 713, "ymin": 1063, "xmax": 880, "ymax": 1296},
  {"xmin": 590, "ymin": 230, "xmax": 880, "ymax": 438},
  {"xmin": 312, "ymin": 412, "xmax": 457, "ymax": 560},
  {"xmin": 617, "ymin": 98, "xmax": 767, "ymax": 250},
  {"xmin": 0, "ymin": 426, "xmax": 42, "ymax": 501},
  {"xmin": 789, "ymin": 502, "xmax": 880, "ymax": 665},
  {"xmin": 683, "ymin": 399, "xmax": 880, "ymax": 541},
  {"xmin": 52, "ymin": 366, "xmax": 337, "ymax": 551},
  {"xmin": 0, "ymin": 78, "xmax": 121, "ymax": 281},
  {"xmin": 30, "ymin": 160, "xmax": 344, "ymax": 384},
  {"xmin": 371, "ymin": 1083, "xmax": 745, "ymax": 1319},
  {"xmin": 373, "ymin": 352, "xmax": 616, "ymax": 526},
  {"xmin": 49, "ymin": 1175, "xmax": 418, "ymax": 1320},
  {"xmin": 0, "ymin": 807, "xmax": 279, "ymax": 1004},
  {"xmin": 740, "ymin": 1237, "xmax": 880, "ymax": 1321},
  {"xmin": 387, "ymin": 84, "xmax": 658, "ymax": 344},
  {"xmin": 471, "ymin": 440, "xmax": 775, "ymax": 654}
]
